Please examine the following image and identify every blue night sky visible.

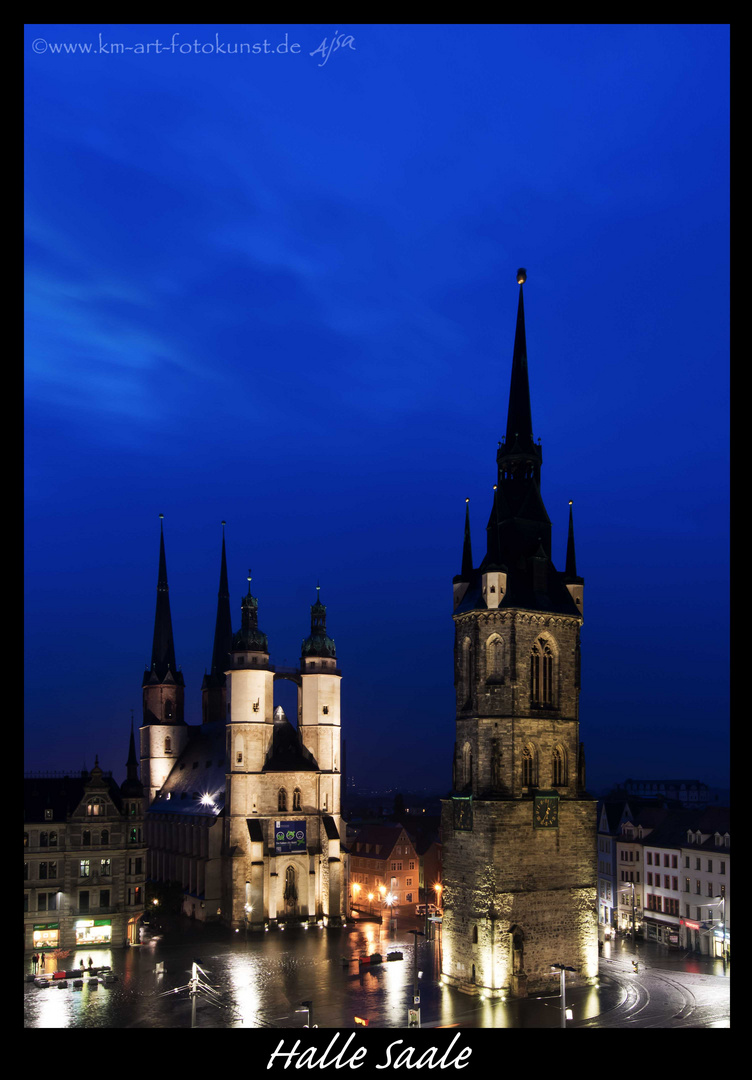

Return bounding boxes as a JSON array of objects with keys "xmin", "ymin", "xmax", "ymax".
[{"xmin": 25, "ymin": 24, "xmax": 729, "ymax": 794}]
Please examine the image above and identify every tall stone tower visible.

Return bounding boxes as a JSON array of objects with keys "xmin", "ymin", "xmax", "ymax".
[
  {"xmin": 440, "ymin": 270, "xmax": 597, "ymax": 997},
  {"xmin": 140, "ymin": 517, "xmax": 188, "ymax": 805}
]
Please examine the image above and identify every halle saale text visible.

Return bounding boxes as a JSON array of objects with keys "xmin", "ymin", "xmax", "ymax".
[{"xmin": 267, "ymin": 1032, "xmax": 472, "ymax": 1070}]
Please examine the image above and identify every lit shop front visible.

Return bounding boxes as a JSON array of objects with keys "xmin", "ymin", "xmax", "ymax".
[
  {"xmin": 75, "ymin": 919, "xmax": 112, "ymax": 945},
  {"xmin": 32, "ymin": 923, "xmax": 59, "ymax": 950}
]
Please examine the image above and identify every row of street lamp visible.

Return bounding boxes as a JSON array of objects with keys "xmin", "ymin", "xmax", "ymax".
[{"xmin": 350, "ymin": 881, "xmax": 443, "ymax": 917}]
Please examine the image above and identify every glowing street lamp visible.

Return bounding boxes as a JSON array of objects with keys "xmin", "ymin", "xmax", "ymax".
[{"xmin": 434, "ymin": 883, "xmax": 443, "ymax": 910}]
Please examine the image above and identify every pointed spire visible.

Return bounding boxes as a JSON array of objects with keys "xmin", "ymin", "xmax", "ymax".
[
  {"xmin": 565, "ymin": 501, "xmax": 578, "ymax": 578},
  {"xmin": 122, "ymin": 711, "xmax": 144, "ymax": 796},
  {"xmin": 504, "ymin": 269, "xmax": 536, "ymax": 454},
  {"xmin": 210, "ymin": 521, "xmax": 232, "ymax": 677},
  {"xmin": 145, "ymin": 515, "xmax": 183, "ymax": 685},
  {"xmin": 460, "ymin": 499, "xmax": 473, "ymax": 580}
]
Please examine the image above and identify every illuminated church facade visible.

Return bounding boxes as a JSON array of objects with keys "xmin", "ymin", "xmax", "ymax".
[
  {"xmin": 140, "ymin": 526, "xmax": 346, "ymax": 929},
  {"xmin": 440, "ymin": 271, "xmax": 598, "ymax": 996}
]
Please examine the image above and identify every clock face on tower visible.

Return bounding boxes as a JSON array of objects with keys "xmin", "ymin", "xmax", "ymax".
[{"xmin": 533, "ymin": 793, "xmax": 559, "ymax": 829}]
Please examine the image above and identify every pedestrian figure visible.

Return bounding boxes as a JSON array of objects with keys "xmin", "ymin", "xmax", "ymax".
[
  {"xmin": 39, "ymin": 953, "xmax": 45, "ymax": 972},
  {"xmin": 87, "ymin": 956, "xmax": 93, "ymax": 970},
  {"xmin": 80, "ymin": 959, "xmax": 85, "ymax": 973},
  {"xmin": 32, "ymin": 953, "xmax": 39, "ymax": 973}
]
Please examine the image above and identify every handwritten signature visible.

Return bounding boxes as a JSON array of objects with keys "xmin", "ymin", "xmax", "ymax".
[{"xmin": 310, "ymin": 31, "xmax": 355, "ymax": 67}]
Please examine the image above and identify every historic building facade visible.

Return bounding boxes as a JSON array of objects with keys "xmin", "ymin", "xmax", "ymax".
[
  {"xmin": 440, "ymin": 270, "xmax": 598, "ymax": 997},
  {"xmin": 141, "ymin": 523, "xmax": 346, "ymax": 928},
  {"xmin": 24, "ymin": 740, "xmax": 147, "ymax": 953}
]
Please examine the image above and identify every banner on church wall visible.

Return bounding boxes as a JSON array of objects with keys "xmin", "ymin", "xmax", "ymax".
[{"xmin": 274, "ymin": 820, "xmax": 307, "ymax": 853}]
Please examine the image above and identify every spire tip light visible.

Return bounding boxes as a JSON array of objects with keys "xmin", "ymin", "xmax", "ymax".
[{"xmin": 516, "ymin": 268, "xmax": 527, "ymax": 285}]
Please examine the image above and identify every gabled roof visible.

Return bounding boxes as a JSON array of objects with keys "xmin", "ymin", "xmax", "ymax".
[
  {"xmin": 350, "ymin": 824, "xmax": 413, "ymax": 860},
  {"xmin": 24, "ymin": 771, "xmax": 124, "ymax": 823}
]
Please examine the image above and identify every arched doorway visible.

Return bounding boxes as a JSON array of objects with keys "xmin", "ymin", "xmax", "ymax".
[{"xmin": 283, "ymin": 865, "xmax": 298, "ymax": 917}]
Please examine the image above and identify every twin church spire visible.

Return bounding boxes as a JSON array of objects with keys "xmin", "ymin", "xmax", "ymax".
[{"xmin": 143, "ymin": 519, "xmax": 335, "ymax": 726}]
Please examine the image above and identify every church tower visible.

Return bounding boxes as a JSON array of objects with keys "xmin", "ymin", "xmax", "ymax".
[
  {"xmin": 140, "ymin": 517, "xmax": 188, "ymax": 804},
  {"xmin": 441, "ymin": 270, "xmax": 598, "ymax": 997},
  {"xmin": 222, "ymin": 577, "xmax": 345, "ymax": 930}
]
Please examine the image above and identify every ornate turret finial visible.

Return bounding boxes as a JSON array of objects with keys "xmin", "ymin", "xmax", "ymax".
[{"xmin": 517, "ymin": 268, "xmax": 527, "ymax": 285}]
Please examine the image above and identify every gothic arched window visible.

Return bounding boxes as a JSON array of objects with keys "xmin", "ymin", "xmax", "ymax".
[
  {"xmin": 278, "ymin": 788, "xmax": 288, "ymax": 812},
  {"xmin": 486, "ymin": 635, "xmax": 504, "ymax": 683},
  {"xmin": 522, "ymin": 745, "xmax": 535, "ymax": 788},
  {"xmin": 293, "ymin": 788, "xmax": 301, "ymax": 811},
  {"xmin": 472, "ymin": 925, "xmax": 478, "ymax": 943},
  {"xmin": 553, "ymin": 746, "xmax": 567, "ymax": 787},
  {"xmin": 530, "ymin": 637, "xmax": 555, "ymax": 706},
  {"xmin": 461, "ymin": 742, "xmax": 473, "ymax": 790},
  {"xmin": 462, "ymin": 636, "xmax": 473, "ymax": 693}
]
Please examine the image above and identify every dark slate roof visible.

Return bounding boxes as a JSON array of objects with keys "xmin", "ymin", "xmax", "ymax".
[
  {"xmin": 263, "ymin": 709, "xmax": 318, "ymax": 772},
  {"xmin": 453, "ymin": 565, "xmax": 581, "ymax": 618},
  {"xmin": 597, "ymin": 800, "xmax": 631, "ymax": 833},
  {"xmin": 350, "ymin": 824, "xmax": 410, "ymax": 860},
  {"xmin": 403, "ymin": 822, "xmax": 441, "ymax": 856},
  {"xmin": 147, "ymin": 720, "xmax": 226, "ymax": 818},
  {"xmin": 323, "ymin": 815, "xmax": 340, "ymax": 841},
  {"xmin": 247, "ymin": 818, "xmax": 265, "ymax": 843},
  {"xmin": 24, "ymin": 773, "xmax": 123, "ymax": 823}
]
